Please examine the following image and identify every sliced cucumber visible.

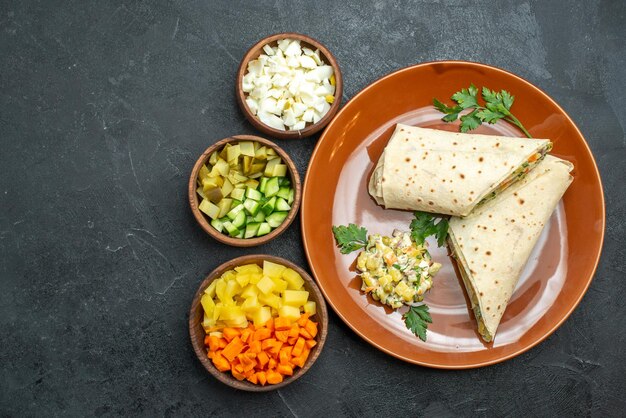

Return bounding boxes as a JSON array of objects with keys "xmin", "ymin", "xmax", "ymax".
[
  {"xmin": 223, "ymin": 221, "xmax": 240, "ymax": 237},
  {"xmin": 277, "ymin": 186, "xmax": 291, "ymax": 200},
  {"xmin": 246, "ymin": 215, "xmax": 255, "ymax": 224},
  {"xmin": 210, "ymin": 218, "xmax": 224, "ymax": 233},
  {"xmin": 235, "ymin": 230, "xmax": 244, "ymax": 239},
  {"xmin": 245, "ymin": 187, "xmax": 263, "ymax": 201},
  {"xmin": 278, "ymin": 177, "xmax": 291, "ymax": 187},
  {"xmin": 266, "ymin": 211, "xmax": 288, "ymax": 228},
  {"xmin": 244, "ymin": 222, "xmax": 261, "ymax": 238},
  {"xmin": 243, "ymin": 198, "xmax": 261, "ymax": 216},
  {"xmin": 276, "ymin": 197, "xmax": 291, "ymax": 211},
  {"xmin": 226, "ymin": 203, "xmax": 245, "ymax": 220},
  {"xmin": 257, "ymin": 222, "xmax": 271, "ymax": 236},
  {"xmin": 265, "ymin": 177, "xmax": 280, "ymax": 198},
  {"xmin": 253, "ymin": 211, "xmax": 266, "ymax": 223},
  {"xmin": 231, "ymin": 210, "xmax": 246, "ymax": 229},
  {"xmin": 259, "ymin": 177, "xmax": 269, "ymax": 194},
  {"xmin": 261, "ymin": 196, "xmax": 276, "ymax": 216},
  {"xmin": 287, "ymin": 188, "xmax": 294, "ymax": 205}
]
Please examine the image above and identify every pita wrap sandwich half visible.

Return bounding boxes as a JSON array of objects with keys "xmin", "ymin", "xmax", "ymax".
[
  {"xmin": 369, "ymin": 124, "xmax": 553, "ymax": 217},
  {"xmin": 447, "ymin": 155, "xmax": 574, "ymax": 342}
]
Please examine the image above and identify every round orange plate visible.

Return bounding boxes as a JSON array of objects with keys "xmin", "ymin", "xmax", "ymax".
[{"xmin": 301, "ymin": 61, "xmax": 605, "ymax": 369}]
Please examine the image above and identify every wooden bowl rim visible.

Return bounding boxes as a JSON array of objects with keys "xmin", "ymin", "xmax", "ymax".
[
  {"xmin": 188, "ymin": 254, "xmax": 329, "ymax": 391},
  {"xmin": 188, "ymin": 135, "xmax": 302, "ymax": 247},
  {"xmin": 235, "ymin": 32, "xmax": 343, "ymax": 140}
]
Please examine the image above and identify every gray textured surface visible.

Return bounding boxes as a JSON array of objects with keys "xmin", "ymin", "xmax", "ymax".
[{"xmin": 1, "ymin": 0, "xmax": 625, "ymax": 416}]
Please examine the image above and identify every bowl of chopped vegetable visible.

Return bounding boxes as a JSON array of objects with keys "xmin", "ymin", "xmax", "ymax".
[
  {"xmin": 236, "ymin": 32, "xmax": 343, "ymax": 140},
  {"xmin": 189, "ymin": 254, "xmax": 328, "ymax": 391},
  {"xmin": 189, "ymin": 135, "xmax": 301, "ymax": 246}
]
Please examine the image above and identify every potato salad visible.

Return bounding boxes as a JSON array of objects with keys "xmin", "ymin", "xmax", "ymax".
[{"xmin": 356, "ymin": 230, "xmax": 441, "ymax": 309}]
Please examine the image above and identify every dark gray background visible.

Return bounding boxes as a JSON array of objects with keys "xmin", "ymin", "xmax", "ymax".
[{"xmin": 1, "ymin": 0, "xmax": 624, "ymax": 416}]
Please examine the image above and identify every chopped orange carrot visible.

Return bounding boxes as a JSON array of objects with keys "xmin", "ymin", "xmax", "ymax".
[
  {"xmin": 257, "ymin": 351, "xmax": 269, "ymax": 369},
  {"xmin": 257, "ymin": 371, "xmax": 267, "ymax": 385},
  {"xmin": 211, "ymin": 352, "xmax": 231, "ymax": 372},
  {"xmin": 222, "ymin": 337, "xmax": 245, "ymax": 362},
  {"xmin": 304, "ymin": 320, "xmax": 318, "ymax": 338},
  {"xmin": 268, "ymin": 357, "xmax": 277, "ymax": 370},
  {"xmin": 240, "ymin": 328, "xmax": 253, "ymax": 343},
  {"xmin": 299, "ymin": 328, "xmax": 313, "ymax": 340},
  {"xmin": 297, "ymin": 313, "xmax": 310, "ymax": 327},
  {"xmin": 288, "ymin": 324, "xmax": 300, "ymax": 338},
  {"xmin": 274, "ymin": 317, "xmax": 292, "ymax": 331},
  {"xmin": 292, "ymin": 337, "xmax": 306, "ymax": 358},
  {"xmin": 268, "ymin": 341, "xmax": 283, "ymax": 358},
  {"xmin": 246, "ymin": 372, "xmax": 258, "ymax": 384},
  {"xmin": 222, "ymin": 327, "xmax": 241, "ymax": 342},
  {"xmin": 275, "ymin": 330, "xmax": 289, "ymax": 342},
  {"xmin": 248, "ymin": 340, "xmax": 262, "ymax": 354},
  {"xmin": 205, "ymin": 305, "xmax": 320, "ymax": 385},
  {"xmin": 207, "ymin": 336, "xmax": 222, "ymax": 351},
  {"xmin": 242, "ymin": 359, "xmax": 257, "ymax": 373},
  {"xmin": 237, "ymin": 353, "xmax": 252, "ymax": 367},
  {"xmin": 261, "ymin": 338, "xmax": 277, "ymax": 351},
  {"xmin": 253, "ymin": 327, "xmax": 272, "ymax": 341},
  {"xmin": 232, "ymin": 363, "xmax": 244, "ymax": 375},
  {"xmin": 279, "ymin": 348, "xmax": 291, "ymax": 365},
  {"xmin": 266, "ymin": 370, "xmax": 283, "ymax": 384},
  {"xmin": 231, "ymin": 368, "xmax": 245, "ymax": 381},
  {"xmin": 277, "ymin": 363, "xmax": 293, "ymax": 376},
  {"xmin": 293, "ymin": 347, "xmax": 311, "ymax": 368}
]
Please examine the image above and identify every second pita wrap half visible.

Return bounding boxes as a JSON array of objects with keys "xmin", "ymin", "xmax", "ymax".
[
  {"xmin": 369, "ymin": 124, "xmax": 553, "ymax": 216},
  {"xmin": 447, "ymin": 155, "xmax": 574, "ymax": 342}
]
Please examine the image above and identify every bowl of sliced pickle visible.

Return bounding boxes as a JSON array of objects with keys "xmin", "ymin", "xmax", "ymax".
[{"xmin": 188, "ymin": 135, "xmax": 301, "ymax": 247}]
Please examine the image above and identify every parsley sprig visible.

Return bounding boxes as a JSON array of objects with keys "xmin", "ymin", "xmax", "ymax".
[
  {"xmin": 434, "ymin": 84, "xmax": 531, "ymax": 138},
  {"xmin": 332, "ymin": 224, "xmax": 368, "ymax": 254},
  {"xmin": 410, "ymin": 211, "xmax": 449, "ymax": 247},
  {"xmin": 403, "ymin": 305, "xmax": 432, "ymax": 342}
]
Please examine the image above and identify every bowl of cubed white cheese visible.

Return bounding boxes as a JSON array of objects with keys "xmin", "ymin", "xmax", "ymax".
[{"xmin": 236, "ymin": 33, "xmax": 343, "ymax": 140}]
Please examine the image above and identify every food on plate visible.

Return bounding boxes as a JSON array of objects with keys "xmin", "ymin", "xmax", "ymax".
[
  {"xmin": 368, "ymin": 124, "xmax": 553, "ymax": 217},
  {"xmin": 433, "ymin": 83, "xmax": 531, "ymax": 138},
  {"xmin": 448, "ymin": 155, "xmax": 574, "ymax": 342},
  {"xmin": 356, "ymin": 230, "xmax": 441, "ymax": 309},
  {"xmin": 332, "ymin": 216, "xmax": 443, "ymax": 341},
  {"xmin": 196, "ymin": 140, "xmax": 295, "ymax": 239},
  {"xmin": 242, "ymin": 38, "xmax": 336, "ymax": 131},
  {"xmin": 201, "ymin": 260, "xmax": 319, "ymax": 385}
]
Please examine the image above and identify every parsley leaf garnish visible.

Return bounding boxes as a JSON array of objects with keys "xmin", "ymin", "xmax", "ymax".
[
  {"xmin": 433, "ymin": 84, "xmax": 532, "ymax": 138},
  {"xmin": 403, "ymin": 305, "xmax": 432, "ymax": 342},
  {"xmin": 409, "ymin": 211, "xmax": 449, "ymax": 247},
  {"xmin": 332, "ymin": 224, "xmax": 368, "ymax": 254}
]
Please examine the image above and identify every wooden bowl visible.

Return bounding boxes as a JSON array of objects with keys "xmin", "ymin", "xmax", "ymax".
[
  {"xmin": 188, "ymin": 135, "xmax": 301, "ymax": 247},
  {"xmin": 236, "ymin": 32, "xmax": 343, "ymax": 140},
  {"xmin": 189, "ymin": 254, "xmax": 329, "ymax": 391}
]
